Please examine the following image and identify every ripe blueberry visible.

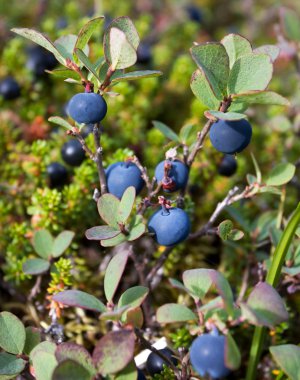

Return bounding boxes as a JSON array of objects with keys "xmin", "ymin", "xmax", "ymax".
[
  {"xmin": 137, "ymin": 43, "xmax": 152, "ymax": 65},
  {"xmin": 27, "ymin": 46, "xmax": 57, "ymax": 76},
  {"xmin": 190, "ymin": 329, "xmax": 231, "ymax": 379},
  {"xmin": 68, "ymin": 92, "xmax": 107, "ymax": 124},
  {"xmin": 218, "ymin": 154, "xmax": 237, "ymax": 177},
  {"xmin": 46, "ymin": 162, "xmax": 68, "ymax": 188},
  {"xmin": 155, "ymin": 160, "xmax": 189, "ymax": 192},
  {"xmin": 106, "ymin": 161, "xmax": 144, "ymax": 199},
  {"xmin": 148, "ymin": 207, "xmax": 191, "ymax": 246},
  {"xmin": 0, "ymin": 77, "xmax": 21, "ymax": 100},
  {"xmin": 209, "ymin": 119, "xmax": 252, "ymax": 154},
  {"xmin": 61, "ymin": 139, "xmax": 85, "ymax": 167},
  {"xmin": 146, "ymin": 348, "xmax": 177, "ymax": 377}
]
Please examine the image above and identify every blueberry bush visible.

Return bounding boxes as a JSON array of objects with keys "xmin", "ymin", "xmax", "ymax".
[{"xmin": 1, "ymin": 2, "xmax": 300, "ymax": 380}]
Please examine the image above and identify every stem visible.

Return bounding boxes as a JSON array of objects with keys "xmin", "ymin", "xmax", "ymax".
[
  {"xmin": 93, "ymin": 123, "xmax": 107, "ymax": 195},
  {"xmin": 246, "ymin": 202, "xmax": 300, "ymax": 380},
  {"xmin": 100, "ymin": 66, "xmax": 115, "ymax": 92}
]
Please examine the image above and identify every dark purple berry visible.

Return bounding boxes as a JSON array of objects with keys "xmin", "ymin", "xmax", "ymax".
[
  {"xmin": 46, "ymin": 162, "xmax": 68, "ymax": 188},
  {"xmin": 218, "ymin": 154, "xmax": 237, "ymax": 177},
  {"xmin": 146, "ymin": 348, "xmax": 177, "ymax": 377},
  {"xmin": 61, "ymin": 139, "xmax": 85, "ymax": 167},
  {"xmin": 0, "ymin": 77, "xmax": 21, "ymax": 100},
  {"xmin": 27, "ymin": 46, "xmax": 57, "ymax": 76}
]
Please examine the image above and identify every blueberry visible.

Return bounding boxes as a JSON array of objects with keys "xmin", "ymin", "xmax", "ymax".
[
  {"xmin": 209, "ymin": 119, "xmax": 252, "ymax": 154},
  {"xmin": 190, "ymin": 329, "xmax": 231, "ymax": 379},
  {"xmin": 27, "ymin": 46, "xmax": 57, "ymax": 76},
  {"xmin": 137, "ymin": 43, "xmax": 152, "ymax": 65},
  {"xmin": 155, "ymin": 160, "xmax": 189, "ymax": 192},
  {"xmin": 68, "ymin": 93, "xmax": 107, "ymax": 124},
  {"xmin": 148, "ymin": 207, "xmax": 191, "ymax": 246},
  {"xmin": 0, "ymin": 77, "xmax": 21, "ymax": 100},
  {"xmin": 61, "ymin": 139, "xmax": 86, "ymax": 167},
  {"xmin": 185, "ymin": 5, "xmax": 203, "ymax": 23},
  {"xmin": 81, "ymin": 124, "xmax": 94, "ymax": 138},
  {"xmin": 146, "ymin": 348, "xmax": 177, "ymax": 377},
  {"xmin": 46, "ymin": 162, "xmax": 68, "ymax": 188},
  {"xmin": 137, "ymin": 368, "xmax": 146, "ymax": 380},
  {"xmin": 218, "ymin": 154, "xmax": 237, "ymax": 177},
  {"xmin": 106, "ymin": 161, "xmax": 144, "ymax": 199}
]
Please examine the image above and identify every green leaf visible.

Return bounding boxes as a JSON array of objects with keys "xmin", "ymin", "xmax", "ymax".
[
  {"xmin": 221, "ymin": 34, "xmax": 252, "ymax": 69},
  {"xmin": 253, "ymin": 45, "xmax": 280, "ymax": 62},
  {"xmin": 207, "ymin": 110, "xmax": 247, "ymax": 120},
  {"xmin": 108, "ymin": 28, "xmax": 137, "ymax": 70},
  {"xmin": 32, "ymin": 229, "xmax": 54, "ymax": 259},
  {"xmin": 128, "ymin": 220, "xmax": 146, "ymax": 241},
  {"xmin": 74, "ymin": 48, "xmax": 101, "ymax": 84},
  {"xmin": 30, "ymin": 341, "xmax": 57, "ymax": 380},
  {"xmin": 228, "ymin": 54, "xmax": 273, "ymax": 94},
  {"xmin": 74, "ymin": 16, "xmax": 105, "ymax": 59},
  {"xmin": 103, "ymin": 17, "xmax": 139, "ymax": 65},
  {"xmin": 152, "ymin": 120, "xmax": 180, "ymax": 142},
  {"xmin": 22, "ymin": 258, "xmax": 50, "ymax": 275},
  {"xmin": 85, "ymin": 226, "xmax": 121, "ymax": 240},
  {"xmin": 118, "ymin": 286, "xmax": 149, "ymax": 309},
  {"xmin": 182, "ymin": 269, "xmax": 235, "ymax": 316},
  {"xmin": 54, "ymin": 34, "xmax": 88, "ymax": 61},
  {"xmin": 11, "ymin": 28, "xmax": 65, "ymax": 65},
  {"xmin": 118, "ymin": 186, "xmax": 136, "ymax": 224},
  {"xmin": 270, "ymin": 344, "xmax": 300, "ymax": 380},
  {"xmin": 98, "ymin": 193, "xmax": 120, "ymax": 227},
  {"xmin": 101, "ymin": 234, "xmax": 127, "ymax": 247},
  {"xmin": 190, "ymin": 43, "xmax": 229, "ymax": 97},
  {"xmin": 218, "ymin": 220, "xmax": 233, "ymax": 240},
  {"xmin": 156, "ymin": 304, "xmax": 197, "ymax": 323},
  {"xmin": 52, "ymin": 290, "xmax": 106, "ymax": 313},
  {"xmin": 55, "ymin": 343, "xmax": 96, "ymax": 376},
  {"xmin": 52, "ymin": 230, "xmax": 75, "ymax": 258},
  {"xmin": 0, "ymin": 353, "xmax": 25, "ymax": 376},
  {"xmin": 104, "ymin": 251, "xmax": 129, "ymax": 303},
  {"xmin": 280, "ymin": 7, "xmax": 300, "ymax": 42},
  {"xmin": 190, "ymin": 69, "xmax": 220, "ymax": 109},
  {"xmin": 225, "ymin": 333, "xmax": 241, "ymax": 370},
  {"xmin": 243, "ymin": 282, "xmax": 288, "ymax": 327},
  {"xmin": 92, "ymin": 330, "xmax": 135, "ymax": 374},
  {"xmin": 111, "ymin": 70, "xmax": 162, "ymax": 83},
  {"xmin": 23, "ymin": 327, "xmax": 41, "ymax": 355},
  {"xmin": 52, "ymin": 360, "xmax": 92, "ymax": 380},
  {"xmin": 232, "ymin": 91, "xmax": 290, "ymax": 106},
  {"xmin": 251, "ymin": 152, "xmax": 262, "ymax": 184},
  {"xmin": 113, "ymin": 361, "xmax": 138, "ymax": 380},
  {"xmin": 100, "ymin": 306, "xmax": 130, "ymax": 321},
  {"xmin": 179, "ymin": 124, "xmax": 196, "ymax": 143},
  {"xmin": 0, "ymin": 312, "xmax": 26, "ymax": 355},
  {"xmin": 48, "ymin": 116, "xmax": 74, "ymax": 131},
  {"xmin": 46, "ymin": 68, "xmax": 81, "ymax": 80},
  {"xmin": 266, "ymin": 163, "xmax": 296, "ymax": 186},
  {"xmin": 228, "ymin": 229, "xmax": 244, "ymax": 241}
]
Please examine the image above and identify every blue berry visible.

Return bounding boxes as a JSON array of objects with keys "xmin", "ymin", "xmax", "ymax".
[
  {"xmin": 106, "ymin": 161, "xmax": 144, "ymax": 199},
  {"xmin": 146, "ymin": 348, "xmax": 177, "ymax": 377},
  {"xmin": 209, "ymin": 119, "xmax": 252, "ymax": 154},
  {"xmin": 0, "ymin": 77, "xmax": 21, "ymax": 100},
  {"xmin": 137, "ymin": 43, "xmax": 152, "ymax": 65},
  {"xmin": 137, "ymin": 368, "xmax": 146, "ymax": 380},
  {"xmin": 68, "ymin": 92, "xmax": 107, "ymax": 124},
  {"xmin": 27, "ymin": 46, "xmax": 57, "ymax": 76},
  {"xmin": 155, "ymin": 160, "xmax": 189, "ymax": 192},
  {"xmin": 190, "ymin": 329, "xmax": 231, "ymax": 379},
  {"xmin": 218, "ymin": 154, "xmax": 237, "ymax": 177},
  {"xmin": 61, "ymin": 139, "xmax": 85, "ymax": 167},
  {"xmin": 47, "ymin": 162, "xmax": 68, "ymax": 188},
  {"xmin": 148, "ymin": 207, "xmax": 191, "ymax": 246}
]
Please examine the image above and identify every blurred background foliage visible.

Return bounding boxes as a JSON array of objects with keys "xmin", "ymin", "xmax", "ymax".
[{"xmin": 1, "ymin": 1, "xmax": 300, "ymax": 378}]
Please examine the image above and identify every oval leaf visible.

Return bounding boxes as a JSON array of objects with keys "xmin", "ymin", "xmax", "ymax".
[
  {"xmin": 152, "ymin": 121, "xmax": 180, "ymax": 142},
  {"xmin": 74, "ymin": 16, "xmax": 105, "ymax": 57},
  {"xmin": 33, "ymin": 229, "xmax": 53, "ymax": 259},
  {"xmin": 270, "ymin": 344, "xmax": 300, "ymax": 380},
  {"xmin": 52, "ymin": 230, "xmax": 75, "ymax": 258},
  {"xmin": 156, "ymin": 304, "xmax": 197, "ymax": 323},
  {"xmin": 98, "ymin": 193, "xmax": 120, "ymax": 227},
  {"xmin": 0, "ymin": 312, "xmax": 26, "ymax": 355},
  {"xmin": 48, "ymin": 116, "xmax": 74, "ymax": 131},
  {"xmin": 228, "ymin": 54, "xmax": 273, "ymax": 94},
  {"xmin": 190, "ymin": 68, "xmax": 220, "ymax": 109},
  {"xmin": 206, "ymin": 110, "xmax": 247, "ymax": 121},
  {"xmin": 221, "ymin": 34, "xmax": 252, "ymax": 69},
  {"xmin": 224, "ymin": 333, "xmax": 241, "ymax": 370},
  {"xmin": 101, "ymin": 233, "xmax": 127, "ymax": 247},
  {"xmin": 266, "ymin": 163, "xmax": 296, "ymax": 186},
  {"xmin": 118, "ymin": 286, "xmax": 149, "ymax": 309},
  {"xmin": 30, "ymin": 341, "xmax": 57, "ymax": 380},
  {"xmin": 118, "ymin": 186, "xmax": 136, "ymax": 224},
  {"xmin": 232, "ymin": 91, "xmax": 289, "ymax": 106},
  {"xmin": 92, "ymin": 330, "xmax": 135, "ymax": 374},
  {"xmin": 0, "ymin": 353, "xmax": 25, "ymax": 376},
  {"xmin": 111, "ymin": 70, "xmax": 162, "ymax": 83},
  {"xmin": 52, "ymin": 290, "xmax": 106, "ymax": 313},
  {"xmin": 52, "ymin": 359, "xmax": 92, "ymax": 380},
  {"xmin": 23, "ymin": 327, "xmax": 41, "ymax": 356},
  {"xmin": 104, "ymin": 251, "xmax": 129, "ymax": 303},
  {"xmin": 85, "ymin": 226, "xmax": 120, "ymax": 241},
  {"xmin": 22, "ymin": 258, "xmax": 50, "ymax": 275},
  {"xmin": 253, "ymin": 45, "xmax": 280, "ymax": 62},
  {"xmin": 108, "ymin": 28, "xmax": 137, "ymax": 70}
]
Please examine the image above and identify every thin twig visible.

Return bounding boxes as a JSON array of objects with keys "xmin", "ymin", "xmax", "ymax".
[
  {"xmin": 28, "ymin": 275, "xmax": 42, "ymax": 301},
  {"xmin": 100, "ymin": 66, "xmax": 115, "ymax": 92}
]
